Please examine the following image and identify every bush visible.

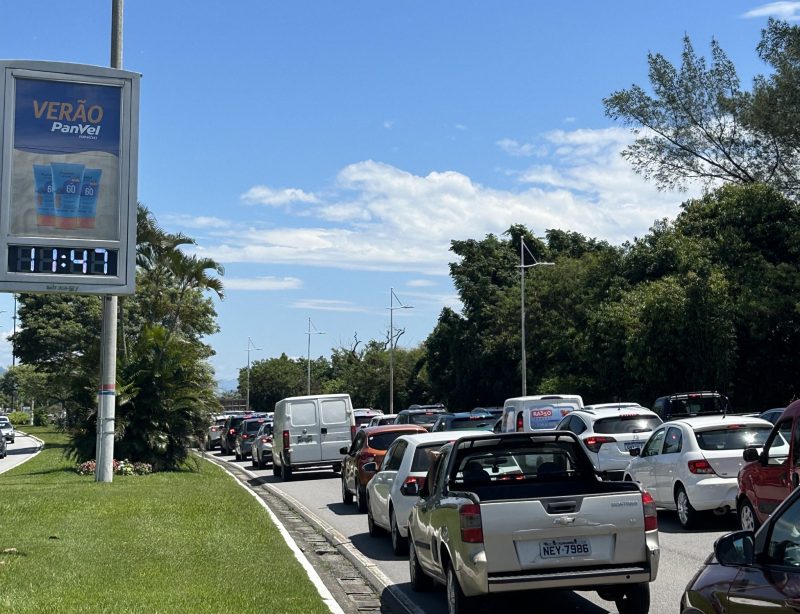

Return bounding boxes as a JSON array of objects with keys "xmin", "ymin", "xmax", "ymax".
[
  {"xmin": 76, "ymin": 459, "xmax": 153, "ymax": 476},
  {"xmin": 7, "ymin": 411, "xmax": 30, "ymax": 426},
  {"xmin": 33, "ymin": 407, "xmax": 49, "ymax": 426}
]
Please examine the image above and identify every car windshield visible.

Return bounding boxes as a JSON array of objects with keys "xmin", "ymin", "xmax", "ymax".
[
  {"xmin": 367, "ymin": 432, "xmax": 405, "ymax": 451},
  {"xmin": 408, "ymin": 413, "xmax": 441, "ymax": 425},
  {"xmin": 447, "ymin": 417, "xmax": 496, "ymax": 431},
  {"xmin": 695, "ymin": 425, "xmax": 774, "ymax": 450},
  {"xmin": 593, "ymin": 415, "xmax": 662, "ymax": 434}
]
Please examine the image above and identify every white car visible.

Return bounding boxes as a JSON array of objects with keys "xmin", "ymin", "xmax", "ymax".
[
  {"xmin": 367, "ymin": 413, "xmax": 398, "ymax": 427},
  {"xmin": 624, "ymin": 415, "xmax": 782, "ymax": 529},
  {"xmin": 0, "ymin": 417, "xmax": 14, "ymax": 443},
  {"xmin": 556, "ymin": 404, "xmax": 662, "ymax": 479},
  {"xmin": 365, "ymin": 432, "xmax": 456, "ymax": 555}
]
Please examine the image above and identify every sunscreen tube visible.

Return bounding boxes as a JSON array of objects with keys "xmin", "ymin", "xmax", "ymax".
[
  {"xmin": 77, "ymin": 168, "xmax": 102, "ymax": 229},
  {"xmin": 51, "ymin": 162, "xmax": 85, "ymax": 229},
  {"xmin": 32, "ymin": 164, "xmax": 56, "ymax": 226}
]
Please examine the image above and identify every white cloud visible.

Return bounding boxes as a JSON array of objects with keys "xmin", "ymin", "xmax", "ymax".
[
  {"xmin": 407, "ymin": 279, "xmax": 436, "ymax": 287},
  {"xmin": 163, "ymin": 214, "xmax": 230, "ymax": 229},
  {"xmin": 241, "ymin": 186, "xmax": 319, "ymax": 206},
  {"xmin": 455, "ymin": 124, "xmax": 467, "ymax": 131},
  {"xmin": 497, "ymin": 138, "xmax": 538, "ymax": 157},
  {"xmin": 743, "ymin": 2, "xmax": 800, "ymax": 19},
  {"xmin": 291, "ymin": 299, "xmax": 367, "ymax": 312},
  {"xmin": 383, "ymin": 120, "xmax": 395, "ymax": 129},
  {"xmin": 224, "ymin": 276, "xmax": 303, "ymax": 291}
]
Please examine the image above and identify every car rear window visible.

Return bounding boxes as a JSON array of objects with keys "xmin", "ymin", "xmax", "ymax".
[
  {"xmin": 593, "ymin": 415, "xmax": 662, "ymax": 434},
  {"xmin": 245, "ymin": 420, "xmax": 264, "ymax": 434},
  {"xmin": 354, "ymin": 415, "xmax": 374, "ymax": 427},
  {"xmin": 409, "ymin": 413, "xmax": 441, "ymax": 425},
  {"xmin": 378, "ymin": 417, "xmax": 396, "ymax": 425},
  {"xmin": 695, "ymin": 425, "xmax": 774, "ymax": 450},
  {"xmin": 368, "ymin": 432, "xmax": 405, "ymax": 451},
  {"xmin": 451, "ymin": 442, "xmax": 587, "ymax": 484},
  {"xmin": 671, "ymin": 396, "xmax": 728, "ymax": 416},
  {"xmin": 411, "ymin": 443, "xmax": 447, "ymax": 472},
  {"xmin": 448, "ymin": 417, "xmax": 496, "ymax": 431}
]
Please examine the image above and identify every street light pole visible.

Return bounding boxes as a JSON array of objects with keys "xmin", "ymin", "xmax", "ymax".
[
  {"xmin": 246, "ymin": 337, "xmax": 261, "ymax": 411},
  {"xmin": 305, "ymin": 317, "xmax": 325, "ymax": 395},
  {"xmin": 518, "ymin": 237, "xmax": 554, "ymax": 396},
  {"xmin": 388, "ymin": 287, "xmax": 413, "ymax": 414}
]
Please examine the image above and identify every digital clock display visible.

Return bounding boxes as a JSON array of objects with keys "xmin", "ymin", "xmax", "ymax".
[{"xmin": 8, "ymin": 245, "xmax": 118, "ymax": 276}]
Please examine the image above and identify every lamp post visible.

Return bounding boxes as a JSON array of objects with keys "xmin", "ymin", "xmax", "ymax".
[
  {"xmin": 305, "ymin": 317, "xmax": 325, "ymax": 394},
  {"xmin": 518, "ymin": 237, "xmax": 554, "ymax": 396},
  {"xmin": 388, "ymin": 287, "xmax": 413, "ymax": 414},
  {"xmin": 246, "ymin": 337, "xmax": 261, "ymax": 411}
]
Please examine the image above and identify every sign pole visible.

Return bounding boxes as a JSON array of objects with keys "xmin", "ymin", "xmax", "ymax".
[{"xmin": 96, "ymin": 0, "xmax": 123, "ymax": 483}]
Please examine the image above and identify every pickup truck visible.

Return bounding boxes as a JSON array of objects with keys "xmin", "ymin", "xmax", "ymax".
[{"xmin": 406, "ymin": 431, "xmax": 660, "ymax": 614}]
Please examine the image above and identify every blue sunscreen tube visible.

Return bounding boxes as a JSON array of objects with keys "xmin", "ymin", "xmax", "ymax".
[
  {"xmin": 77, "ymin": 168, "xmax": 102, "ymax": 229},
  {"xmin": 50, "ymin": 162, "xmax": 85, "ymax": 229},
  {"xmin": 32, "ymin": 164, "xmax": 56, "ymax": 226}
]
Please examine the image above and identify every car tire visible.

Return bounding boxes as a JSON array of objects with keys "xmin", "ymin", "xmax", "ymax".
[
  {"xmin": 205, "ymin": 439, "xmax": 211, "ymax": 451},
  {"xmin": 614, "ymin": 582, "xmax": 650, "ymax": 614},
  {"xmin": 738, "ymin": 497, "xmax": 761, "ymax": 532},
  {"xmin": 272, "ymin": 461, "xmax": 282, "ymax": 477},
  {"xmin": 258, "ymin": 455, "xmax": 267, "ymax": 470},
  {"xmin": 235, "ymin": 448, "xmax": 241, "ymax": 461},
  {"xmin": 367, "ymin": 496, "xmax": 384, "ymax": 537},
  {"xmin": 332, "ymin": 463, "xmax": 342, "ymax": 474},
  {"xmin": 356, "ymin": 484, "xmax": 367, "ymax": 513},
  {"xmin": 409, "ymin": 538, "xmax": 433, "ymax": 592},
  {"xmin": 282, "ymin": 461, "xmax": 293, "ymax": 482},
  {"xmin": 390, "ymin": 509, "xmax": 408, "ymax": 555},
  {"xmin": 675, "ymin": 485, "xmax": 700, "ymax": 529},
  {"xmin": 251, "ymin": 456, "xmax": 257, "ymax": 468},
  {"xmin": 341, "ymin": 475, "xmax": 354, "ymax": 505},
  {"xmin": 446, "ymin": 561, "xmax": 475, "ymax": 614}
]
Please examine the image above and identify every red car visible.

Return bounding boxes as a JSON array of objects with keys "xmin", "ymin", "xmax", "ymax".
[
  {"xmin": 339, "ymin": 424, "xmax": 426, "ymax": 512},
  {"xmin": 737, "ymin": 398, "xmax": 799, "ymax": 531}
]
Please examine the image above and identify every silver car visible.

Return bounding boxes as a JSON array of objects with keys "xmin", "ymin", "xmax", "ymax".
[
  {"xmin": 0, "ymin": 417, "xmax": 15, "ymax": 443},
  {"xmin": 250, "ymin": 422, "xmax": 274, "ymax": 469}
]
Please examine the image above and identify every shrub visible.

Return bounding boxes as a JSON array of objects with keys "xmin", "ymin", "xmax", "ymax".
[
  {"xmin": 7, "ymin": 411, "xmax": 30, "ymax": 426},
  {"xmin": 75, "ymin": 459, "xmax": 153, "ymax": 476}
]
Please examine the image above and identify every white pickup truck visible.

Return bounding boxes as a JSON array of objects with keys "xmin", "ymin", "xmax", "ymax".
[{"xmin": 406, "ymin": 431, "xmax": 660, "ymax": 614}]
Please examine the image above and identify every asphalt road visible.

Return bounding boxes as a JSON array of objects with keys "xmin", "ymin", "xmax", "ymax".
[
  {"xmin": 0, "ymin": 433, "xmax": 41, "ymax": 474},
  {"xmin": 216, "ymin": 448, "xmax": 738, "ymax": 614}
]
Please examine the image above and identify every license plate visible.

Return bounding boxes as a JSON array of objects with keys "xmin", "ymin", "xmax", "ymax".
[
  {"xmin": 625, "ymin": 441, "xmax": 642, "ymax": 450},
  {"xmin": 540, "ymin": 539, "xmax": 591, "ymax": 558}
]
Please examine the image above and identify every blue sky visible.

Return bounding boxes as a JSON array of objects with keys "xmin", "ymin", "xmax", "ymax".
[{"xmin": 0, "ymin": 1, "xmax": 794, "ymax": 387}]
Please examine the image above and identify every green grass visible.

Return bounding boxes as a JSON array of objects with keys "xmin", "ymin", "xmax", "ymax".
[{"xmin": 0, "ymin": 426, "xmax": 330, "ymax": 613}]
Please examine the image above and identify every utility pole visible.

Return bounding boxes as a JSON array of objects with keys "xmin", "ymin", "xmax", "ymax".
[
  {"xmin": 518, "ymin": 237, "xmax": 554, "ymax": 396},
  {"xmin": 388, "ymin": 287, "xmax": 412, "ymax": 413},
  {"xmin": 305, "ymin": 318, "xmax": 325, "ymax": 395},
  {"xmin": 96, "ymin": 0, "xmax": 124, "ymax": 483},
  {"xmin": 246, "ymin": 337, "xmax": 261, "ymax": 411}
]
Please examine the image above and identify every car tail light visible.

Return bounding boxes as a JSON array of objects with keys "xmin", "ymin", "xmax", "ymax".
[
  {"xmin": 688, "ymin": 459, "xmax": 716, "ymax": 475},
  {"xmin": 229, "ymin": 428, "xmax": 236, "ymax": 435},
  {"xmin": 351, "ymin": 424, "xmax": 356, "ymax": 441},
  {"xmin": 459, "ymin": 503, "xmax": 483, "ymax": 543},
  {"xmin": 642, "ymin": 491, "xmax": 658, "ymax": 531},
  {"xmin": 282, "ymin": 430, "xmax": 290, "ymax": 449},
  {"xmin": 516, "ymin": 412, "xmax": 523, "ymax": 432},
  {"xmin": 260, "ymin": 436, "xmax": 271, "ymax": 444},
  {"xmin": 242, "ymin": 434, "xmax": 249, "ymax": 439},
  {"xmin": 210, "ymin": 426, "xmax": 218, "ymax": 432},
  {"xmin": 583, "ymin": 435, "xmax": 616, "ymax": 453}
]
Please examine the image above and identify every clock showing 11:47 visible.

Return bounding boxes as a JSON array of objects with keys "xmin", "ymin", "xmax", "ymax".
[{"xmin": 7, "ymin": 245, "xmax": 119, "ymax": 276}]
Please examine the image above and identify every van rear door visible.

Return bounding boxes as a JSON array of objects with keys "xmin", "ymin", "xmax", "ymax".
[
  {"xmin": 320, "ymin": 397, "xmax": 352, "ymax": 461},
  {"xmin": 287, "ymin": 399, "xmax": 321, "ymax": 464}
]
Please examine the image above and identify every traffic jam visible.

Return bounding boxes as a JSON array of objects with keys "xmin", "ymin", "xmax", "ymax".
[{"xmin": 208, "ymin": 392, "xmax": 800, "ymax": 614}]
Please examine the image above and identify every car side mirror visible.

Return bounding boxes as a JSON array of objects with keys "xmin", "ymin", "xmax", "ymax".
[
  {"xmin": 339, "ymin": 446, "xmax": 349, "ymax": 455},
  {"xmin": 362, "ymin": 462, "xmax": 378, "ymax": 473},
  {"xmin": 629, "ymin": 447, "xmax": 641, "ymax": 457},
  {"xmin": 714, "ymin": 530, "xmax": 754, "ymax": 567},
  {"xmin": 743, "ymin": 447, "xmax": 760, "ymax": 463}
]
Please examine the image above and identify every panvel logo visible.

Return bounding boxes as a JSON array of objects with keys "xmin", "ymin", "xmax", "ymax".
[{"xmin": 32, "ymin": 99, "xmax": 103, "ymax": 137}]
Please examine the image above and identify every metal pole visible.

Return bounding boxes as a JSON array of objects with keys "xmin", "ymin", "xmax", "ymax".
[
  {"xmin": 307, "ymin": 319, "xmax": 312, "ymax": 395},
  {"xmin": 11, "ymin": 294, "xmax": 16, "ymax": 367},
  {"xmin": 520, "ymin": 238, "xmax": 526, "ymax": 396},
  {"xmin": 389, "ymin": 288, "xmax": 394, "ymax": 414},
  {"xmin": 96, "ymin": 0, "xmax": 123, "ymax": 483},
  {"xmin": 246, "ymin": 337, "xmax": 260, "ymax": 411}
]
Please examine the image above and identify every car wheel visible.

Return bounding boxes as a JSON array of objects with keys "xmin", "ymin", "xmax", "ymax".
[
  {"xmin": 251, "ymin": 455, "xmax": 257, "ymax": 468},
  {"xmin": 272, "ymin": 461, "xmax": 282, "ymax": 477},
  {"xmin": 390, "ymin": 509, "xmax": 408, "ymax": 555},
  {"xmin": 614, "ymin": 582, "xmax": 650, "ymax": 614},
  {"xmin": 205, "ymin": 439, "xmax": 211, "ymax": 451},
  {"xmin": 341, "ymin": 475, "xmax": 354, "ymax": 505},
  {"xmin": 738, "ymin": 497, "xmax": 761, "ymax": 532},
  {"xmin": 356, "ymin": 483, "xmax": 367, "ymax": 513},
  {"xmin": 282, "ymin": 461, "xmax": 293, "ymax": 482},
  {"xmin": 446, "ymin": 562, "xmax": 475, "ymax": 614},
  {"xmin": 409, "ymin": 538, "xmax": 433, "ymax": 592},
  {"xmin": 367, "ymin": 496, "xmax": 384, "ymax": 537},
  {"xmin": 258, "ymin": 454, "xmax": 267, "ymax": 470},
  {"xmin": 332, "ymin": 463, "xmax": 342, "ymax": 474},
  {"xmin": 676, "ymin": 486, "xmax": 700, "ymax": 529},
  {"xmin": 235, "ymin": 448, "xmax": 242, "ymax": 461}
]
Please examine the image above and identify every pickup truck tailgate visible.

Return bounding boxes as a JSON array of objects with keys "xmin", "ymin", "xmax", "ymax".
[{"xmin": 480, "ymin": 491, "xmax": 647, "ymax": 573}]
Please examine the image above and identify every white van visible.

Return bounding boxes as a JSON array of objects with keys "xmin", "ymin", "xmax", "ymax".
[
  {"xmin": 272, "ymin": 393, "xmax": 355, "ymax": 481},
  {"xmin": 500, "ymin": 394, "xmax": 584, "ymax": 432}
]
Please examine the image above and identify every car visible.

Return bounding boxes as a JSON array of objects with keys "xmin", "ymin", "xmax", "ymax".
[
  {"xmin": 234, "ymin": 417, "xmax": 268, "ymax": 460},
  {"xmin": 757, "ymin": 406, "xmax": 785, "ymax": 425},
  {"xmin": 0, "ymin": 417, "xmax": 15, "ymax": 443},
  {"xmin": 206, "ymin": 415, "xmax": 228, "ymax": 450},
  {"xmin": 651, "ymin": 390, "xmax": 732, "ymax": 422},
  {"xmin": 250, "ymin": 421, "xmax": 274, "ymax": 469},
  {"xmin": 624, "ymin": 415, "xmax": 778, "ymax": 529},
  {"xmin": 556, "ymin": 404, "xmax": 662, "ymax": 480},
  {"xmin": 0, "ymin": 432, "xmax": 6, "ymax": 458},
  {"xmin": 220, "ymin": 414, "xmax": 247, "ymax": 455},
  {"xmin": 367, "ymin": 413, "xmax": 398, "ymax": 427},
  {"xmin": 429, "ymin": 411, "xmax": 497, "ymax": 433},
  {"xmin": 364, "ymin": 431, "xmax": 456, "ymax": 555},
  {"xmin": 500, "ymin": 394, "xmax": 584, "ymax": 432},
  {"xmin": 353, "ymin": 408, "xmax": 384, "ymax": 429},
  {"xmin": 681, "ymin": 483, "xmax": 800, "ymax": 614},
  {"xmin": 339, "ymin": 424, "xmax": 426, "ymax": 512},
  {"xmin": 470, "ymin": 406, "xmax": 503, "ymax": 418},
  {"xmin": 394, "ymin": 405, "xmax": 447, "ymax": 431}
]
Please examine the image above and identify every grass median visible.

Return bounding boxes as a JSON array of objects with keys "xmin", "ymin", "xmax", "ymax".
[{"xmin": 0, "ymin": 426, "xmax": 330, "ymax": 613}]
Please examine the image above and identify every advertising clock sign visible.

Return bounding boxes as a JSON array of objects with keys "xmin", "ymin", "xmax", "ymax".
[{"xmin": 0, "ymin": 60, "xmax": 139, "ymax": 294}]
